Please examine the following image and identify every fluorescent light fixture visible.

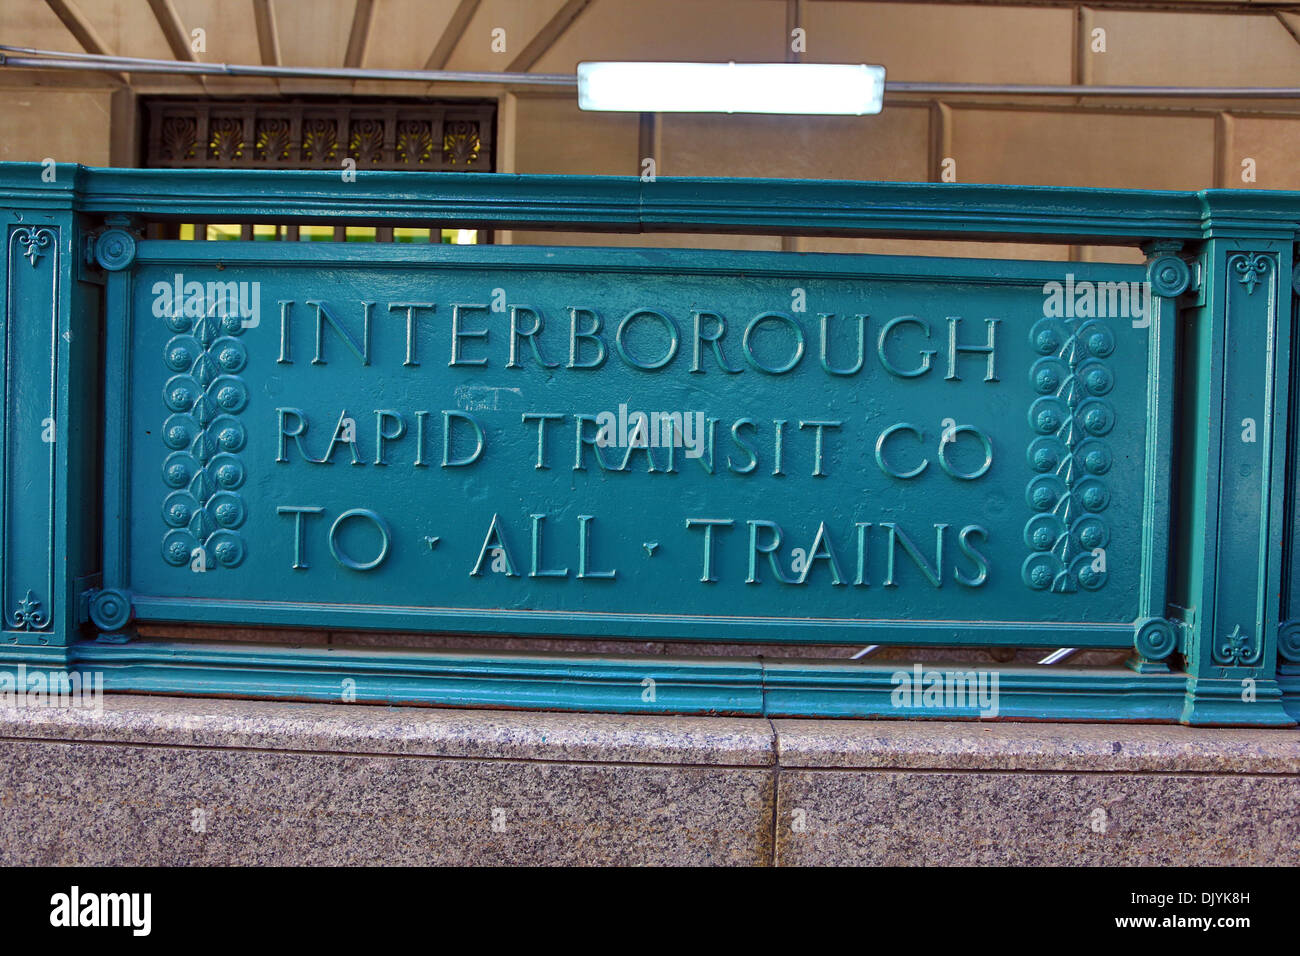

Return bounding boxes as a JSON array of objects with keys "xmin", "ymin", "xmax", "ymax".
[{"xmin": 577, "ymin": 61, "xmax": 886, "ymax": 115}]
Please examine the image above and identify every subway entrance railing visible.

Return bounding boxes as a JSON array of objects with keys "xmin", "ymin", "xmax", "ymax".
[{"xmin": 1, "ymin": 163, "xmax": 1298, "ymax": 726}]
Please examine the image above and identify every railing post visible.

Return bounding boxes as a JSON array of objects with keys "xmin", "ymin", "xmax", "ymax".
[
  {"xmin": 1280, "ymin": 251, "xmax": 1300, "ymax": 719},
  {"xmin": 1126, "ymin": 242, "xmax": 1189, "ymax": 675},
  {"xmin": 1178, "ymin": 213, "xmax": 1295, "ymax": 725},
  {"xmin": 0, "ymin": 163, "xmax": 100, "ymax": 663}
]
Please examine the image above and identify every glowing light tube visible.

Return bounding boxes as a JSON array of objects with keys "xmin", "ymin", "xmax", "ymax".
[{"xmin": 577, "ymin": 61, "xmax": 887, "ymax": 115}]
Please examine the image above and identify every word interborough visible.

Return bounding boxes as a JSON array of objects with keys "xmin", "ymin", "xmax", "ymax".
[
  {"xmin": 259, "ymin": 298, "xmax": 1007, "ymax": 585},
  {"xmin": 274, "ymin": 300, "xmax": 1001, "ymax": 378}
]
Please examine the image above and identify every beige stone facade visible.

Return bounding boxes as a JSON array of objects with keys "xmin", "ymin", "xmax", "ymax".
[{"xmin": 3, "ymin": 0, "xmax": 1300, "ymax": 265}]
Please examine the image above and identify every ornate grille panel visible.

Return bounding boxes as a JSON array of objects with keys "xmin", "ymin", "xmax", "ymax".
[{"xmin": 145, "ymin": 99, "xmax": 495, "ymax": 172}]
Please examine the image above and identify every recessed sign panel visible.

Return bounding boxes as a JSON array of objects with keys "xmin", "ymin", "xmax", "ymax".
[{"xmin": 110, "ymin": 243, "xmax": 1164, "ymax": 645}]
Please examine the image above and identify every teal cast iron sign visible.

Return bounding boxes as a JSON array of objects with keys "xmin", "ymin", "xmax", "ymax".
[
  {"xmin": 0, "ymin": 164, "xmax": 1297, "ymax": 726},
  {"xmin": 112, "ymin": 242, "xmax": 1167, "ymax": 648}
]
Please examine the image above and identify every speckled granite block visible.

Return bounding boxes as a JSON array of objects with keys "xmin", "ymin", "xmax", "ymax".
[
  {"xmin": 774, "ymin": 769, "xmax": 1300, "ymax": 866},
  {"xmin": 771, "ymin": 718, "xmax": 1300, "ymax": 866},
  {"xmin": 1, "ymin": 697, "xmax": 1296, "ymax": 865},
  {"xmin": 772, "ymin": 718, "xmax": 1300, "ymax": 773},
  {"xmin": 0, "ymin": 739, "xmax": 774, "ymax": 866},
  {"xmin": 0, "ymin": 696, "xmax": 776, "ymax": 765}
]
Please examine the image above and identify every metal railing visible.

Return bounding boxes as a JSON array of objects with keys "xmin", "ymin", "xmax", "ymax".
[{"xmin": 0, "ymin": 162, "xmax": 1296, "ymax": 726}]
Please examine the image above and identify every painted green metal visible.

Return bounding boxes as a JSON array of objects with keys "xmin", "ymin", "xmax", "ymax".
[{"xmin": 0, "ymin": 162, "xmax": 1297, "ymax": 725}]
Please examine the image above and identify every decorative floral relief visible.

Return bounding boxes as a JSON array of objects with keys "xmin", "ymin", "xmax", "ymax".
[
  {"xmin": 1230, "ymin": 252, "xmax": 1272, "ymax": 296},
  {"xmin": 349, "ymin": 119, "xmax": 385, "ymax": 164},
  {"xmin": 207, "ymin": 116, "xmax": 245, "ymax": 162},
  {"xmin": 12, "ymin": 590, "xmax": 47, "ymax": 630},
  {"xmin": 301, "ymin": 119, "xmax": 339, "ymax": 163},
  {"xmin": 1213, "ymin": 624, "xmax": 1263, "ymax": 667},
  {"xmin": 160, "ymin": 308, "xmax": 249, "ymax": 570},
  {"xmin": 13, "ymin": 226, "xmax": 54, "ymax": 267},
  {"xmin": 396, "ymin": 120, "xmax": 434, "ymax": 165},
  {"xmin": 160, "ymin": 116, "xmax": 198, "ymax": 161},
  {"xmin": 254, "ymin": 118, "xmax": 292, "ymax": 162},
  {"xmin": 442, "ymin": 121, "xmax": 481, "ymax": 166},
  {"xmin": 1022, "ymin": 313, "xmax": 1116, "ymax": 593}
]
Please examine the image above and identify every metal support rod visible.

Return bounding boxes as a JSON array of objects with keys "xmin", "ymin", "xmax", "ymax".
[
  {"xmin": 6, "ymin": 45, "xmax": 1300, "ymax": 98},
  {"xmin": 0, "ymin": 45, "xmax": 576, "ymax": 87},
  {"xmin": 885, "ymin": 81, "xmax": 1300, "ymax": 97},
  {"xmin": 1039, "ymin": 648, "xmax": 1080, "ymax": 665}
]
